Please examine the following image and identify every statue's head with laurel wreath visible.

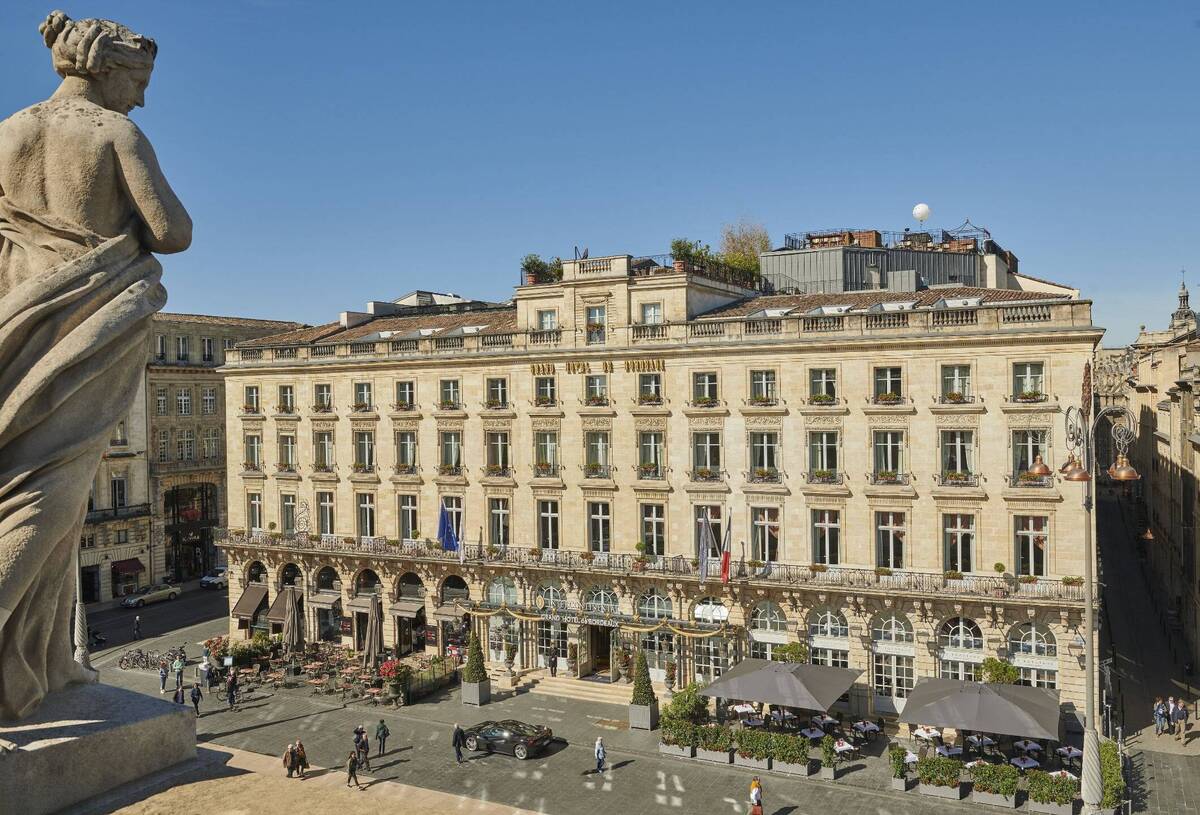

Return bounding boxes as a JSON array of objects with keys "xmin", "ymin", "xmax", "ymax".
[{"xmin": 39, "ymin": 10, "xmax": 157, "ymax": 115}]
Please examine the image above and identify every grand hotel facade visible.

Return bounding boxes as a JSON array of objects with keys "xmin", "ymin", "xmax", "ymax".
[{"xmin": 219, "ymin": 250, "xmax": 1101, "ymax": 717}]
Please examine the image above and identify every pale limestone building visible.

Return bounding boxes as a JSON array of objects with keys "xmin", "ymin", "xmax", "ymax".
[{"xmin": 218, "ymin": 249, "xmax": 1102, "ymax": 718}]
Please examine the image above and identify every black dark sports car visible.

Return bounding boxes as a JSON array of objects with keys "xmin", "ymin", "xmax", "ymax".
[{"xmin": 462, "ymin": 719, "xmax": 554, "ymax": 760}]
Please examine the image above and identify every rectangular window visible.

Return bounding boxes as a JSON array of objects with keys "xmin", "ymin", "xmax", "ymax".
[
  {"xmin": 156, "ymin": 388, "xmax": 167, "ymax": 415},
  {"xmin": 638, "ymin": 431, "xmax": 664, "ymax": 477},
  {"xmin": 941, "ymin": 364, "xmax": 971, "ymax": 399},
  {"xmin": 749, "ymin": 370, "xmax": 777, "ymax": 403},
  {"xmin": 155, "ymin": 334, "xmax": 166, "ymax": 361},
  {"xmin": 176, "ymin": 429, "xmax": 194, "ymax": 461},
  {"xmin": 812, "ymin": 509, "xmax": 840, "ymax": 565},
  {"xmin": 873, "ymin": 430, "xmax": 904, "ymax": 477},
  {"xmin": 536, "ymin": 309, "xmax": 558, "ymax": 331},
  {"xmin": 1017, "ymin": 668, "xmax": 1057, "ymax": 689},
  {"xmin": 537, "ymin": 500, "xmax": 560, "ymax": 549},
  {"xmin": 751, "ymin": 506, "xmax": 780, "ymax": 563},
  {"xmin": 534, "ymin": 431, "xmax": 559, "ymax": 475},
  {"xmin": 873, "ymin": 653, "xmax": 915, "ymax": 699},
  {"xmin": 354, "ymin": 431, "xmax": 375, "ymax": 470},
  {"xmin": 692, "ymin": 431, "xmax": 721, "ymax": 473},
  {"xmin": 442, "ymin": 497, "xmax": 463, "ymax": 538},
  {"xmin": 353, "ymin": 382, "xmax": 372, "ymax": 409},
  {"xmin": 314, "ymin": 383, "xmax": 332, "ymax": 410},
  {"xmin": 811, "ymin": 648, "xmax": 849, "ymax": 669},
  {"xmin": 394, "ymin": 431, "xmax": 417, "ymax": 469},
  {"xmin": 243, "ymin": 385, "xmax": 259, "ymax": 412},
  {"xmin": 586, "ymin": 306, "xmax": 606, "ymax": 344},
  {"xmin": 176, "ymin": 388, "xmax": 192, "ymax": 416},
  {"xmin": 585, "ymin": 431, "xmax": 610, "ymax": 477},
  {"xmin": 317, "ymin": 491, "xmax": 335, "ymax": 535},
  {"xmin": 394, "ymin": 380, "xmax": 415, "ymax": 409},
  {"xmin": 1013, "ymin": 362, "xmax": 1045, "ymax": 398},
  {"xmin": 941, "ymin": 430, "xmax": 975, "ymax": 475},
  {"xmin": 201, "ymin": 387, "xmax": 216, "ymax": 415},
  {"xmin": 278, "ymin": 433, "xmax": 296, "ymax": 467},
  {"xmin": 485, "ymin": 377, "xmax": 508, "ymax": 407},
  {"xmin": 115, "ymin": 529, "xmax": 128, "ymax": 545},
  {"xmin": 202, "ymin": 428, "xmax": 219, "ymax": 459},
  {"xmin": 641, "ymin": 503, "xmax": 666, "ymax": 556},
  {"xmin": 176, "ymin": 335, "xmax": 189, "ymax": 362},
  {"xmin": 534, "ymin": 376, "xmax": 557, "ymax": 405},
  {"xmin": 640, "ymin": 302, "xmax": 663, "ymax": 325},
  {"xmin": 398, "ymin": 495, "xmax": 418, "ymax": 539},
  {"xmin": 278, "ymin": 385, "xmax": 295, "ymax": 412},
  {"xmin": 873, "ymin": 366, "xmax": 902, "ymax": 400},
  {"xmin": 439, "ymin": 379, "xmax": 460, "ymax": 408},
  {"xmin": 1015, "ymin": 515, "xmax": 1048, "ymax": 577},
  {"xmin": 638, "ymin": 373, "xmax": 662, "ymax": 403},
  {"xmin": 588, "ymin": 501, "xmax": 611, "ymax": 552},
  {"xmin": 223, "ymin": 338, "xmax": 235, "ymax": 350},
  {"xmin": 245, "ymin": 434, "xmax": 262, "ymax": 468},
  {"xmin": 488, "ymin": 497, "xmax": 510, "ymax": 547},
  {"xmin": 694, "ymin": 505, "xmax": 723, "ymax": 558},
  {"xmin": 201, "ymin": 337, "xmax": 215, "ymax": 362},
  {"xmin": 875, "ymin": 511, "xmax": 905, "ymax": 569},
  {"xmin": 314, "ymin": 431, "xmax": 334, "ymax": 469},
  {"xmin": 247, "ymin": 492, "xmax": 262, "ymax": 532},
  {"xmin": 943, "ymin": 513, "xmax": 974, "ymax": 573},
  {"xmin": 810, "ymin": 368, "xmax": 837, "ymax": 401},
  {"xmin": 439, "ymin": 431, "xmax": 462, "ymax": 471},
  {"xmin": 486, "ymin": 431, "xmax": 510, "ymax": 472},
  {"xmin": 110, "ymin": 476, "xmax": 128, "ymax": 509},
  {"xmin": 1012, "ymin": 429, "xmax": 1048, "ymax": 479},
  {"xmin": 357, "ymin": 493, "xmax": 375, "ymax": 538},
  {"xmin": 584, "ymin": 374, "xmax": 608, "ymax": 404},
  {"xmin": 692, "ymin": 372, "xmax": 719, "ymax": 403},
  {"xmin": 281, "ymin": 494, "xmax": 296, "ymax": 535},
  {"xmin": 809, "ymin": 430, "xmax": 839, "ymax": 474},
  {"xmin": 157, "ymin": 430, "xmax": 169, "ymax": 463},
  {"xmin": 749, "ymin": 432, "xmax": 779, "ymax": 473}
]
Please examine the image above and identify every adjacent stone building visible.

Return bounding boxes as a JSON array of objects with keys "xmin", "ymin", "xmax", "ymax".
[{"xmin": 218, "ymin": 248, "xmax": 1102, "ymax": 717}]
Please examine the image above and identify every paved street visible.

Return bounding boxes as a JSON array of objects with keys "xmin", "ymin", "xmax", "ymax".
[{"xmin": 88, "ymin": 587, "xmax": 229, "ymax": 656}]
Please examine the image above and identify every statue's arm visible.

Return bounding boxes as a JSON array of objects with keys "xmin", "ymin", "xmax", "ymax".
[{"xmin": 113, "ymin": 121, "xmax": 192, "ymax": 254}]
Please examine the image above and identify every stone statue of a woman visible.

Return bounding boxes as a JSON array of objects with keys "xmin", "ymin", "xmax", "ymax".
[{"xmin": 0, "ymin": 11, "xmax": 190, "ymax": 720}]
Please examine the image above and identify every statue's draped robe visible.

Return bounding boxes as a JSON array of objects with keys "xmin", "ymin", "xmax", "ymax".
[{"xmin": 0, "ymin": 198, "xmax": 164, "ymax": 720}]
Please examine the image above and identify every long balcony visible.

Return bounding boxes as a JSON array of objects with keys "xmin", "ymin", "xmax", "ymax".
[{"xmin": 216, "ymin": 529, "xmax": 1088, "ymax": 604}]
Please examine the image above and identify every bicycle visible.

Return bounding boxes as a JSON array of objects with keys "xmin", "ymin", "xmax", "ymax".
[{"xmin": 117, "ymin": 648, "xmax": 156, "ymax": 670}]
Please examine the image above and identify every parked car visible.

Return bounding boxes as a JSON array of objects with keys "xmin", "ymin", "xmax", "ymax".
[
  {"xmin": 462, "ymin": 719, "xmax": 554, "ymax": 760},
  {"xmin": 120, "ymin": 583, "xmax": 179, "ymax": 608},
  {"xmin": 199, "ymin": 567, "xmax": 228, "ymax": 589}
]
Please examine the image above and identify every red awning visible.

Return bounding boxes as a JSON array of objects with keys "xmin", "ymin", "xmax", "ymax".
[{"xmin": 111, "ymin": 558, "xmax": 145, "ymax": 575}]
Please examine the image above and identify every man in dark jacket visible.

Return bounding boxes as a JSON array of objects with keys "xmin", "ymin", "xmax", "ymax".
[
  {"xmin": 453, "ymin": 723, "xmax": 466, "ymax": 764},
  {"xmin": 375, "ymin": 719, "xmax": 390, "ymax": 756},
  {"xmin": 346, "ymin": 752, "xmax": 362, "ymax": 788}
]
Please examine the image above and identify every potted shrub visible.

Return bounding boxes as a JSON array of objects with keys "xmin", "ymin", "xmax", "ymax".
[
  {"xmin": 970, "ymin": 761, "xmax": 1019, "ymax": 808},
  {"xmin": 659, "ymin": 719, "xmax": 697, "ymax": 758},
  {"xmin": 819, "ymin": 734, "xmax": 838, "ymax": 780},
  {"xmin": 1100, "ymin": 739, "xmax": 1126, "ymax": 815},
  {"xmin": 695, "ymin": 725, "xmax": 734, "ymax": 763},
  {"xmin": 461, "ymin": 632, "xmax": 490, "ymax": 706},
  {"xmin": 1027, "ymin": 769, "xmax": 1080, "ymax": 815},
  {"xmin": 1017, "ymin": 390, "xmax": 1045, "ymax": 403},
  {"xmin": 504, "ymin": 641, "xmax": 518, "ymax": 675},
  {"xmin": 770, "ymin": 732, "xmax": 814, "ymax": 776},
  {"xmin": 944, "ymin": 391, "xmax": 966, "ymax": 403},
  {"xmin": 527, "ymin": 545, "xmax": 542, "ymax": 560},
  {"xmin": 809, "ymin": 392, "xmax": 835, "ymax": 405},
  {"xmin": 916, "ymin": 755, "xmax": 964, "ymax": 799},
  {"xmin": 664, "ymin": 659, "xmax": 677, "ymax": 697},
  {"xmin": 875, "ymin": 392, "xmax": 902, "ymax": 405},
  {"xmin": 811, "ymin": 469, "xmax": 836, "ymax": 483},
  {"xmin": 992, "ymin": 562, "xmax": 1009, "ymax": 597},
  {"xmin": 579, "ymin": 551, "xmax": 595, "ymax": 564},
  {"xmin": 889, "ymin": 745, "xmax": 910, "ymax": 791},
  {"xmin": 734, "ymin": 726, "xmax": 772, "ymax": 770},
  {"xmin": 809, "ymin": 563, "xmax": 828, "ymax": 574},
  {"xmin": 944, "ymin": 570, "xmax": 964, "ymax": 583},
  {"xmin": 534, "ymin": 395, "xmax": 556, "ymax": 408},
  {"xmin": 629, "ymin": 650, "xmax": 659, "ymax": 731}
]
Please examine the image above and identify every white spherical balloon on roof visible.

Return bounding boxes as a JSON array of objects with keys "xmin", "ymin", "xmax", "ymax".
[{"xmin": 912, "ymin": 203, "xmax": 931, "ymax": 223}]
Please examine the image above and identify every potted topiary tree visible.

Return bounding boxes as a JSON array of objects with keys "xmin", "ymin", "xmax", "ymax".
[
  {"xmin": 889, "ymin": 745, "xmax": 910, "ymax": 791},
  {"xmin": 916, "ymin": 755, "xmax": 965, "ymax": 799},
  {"xmin": 819, "ymin": 734, "xmax": 838, "ymax": 780},
  {"xmin": 461, "ymin": 632, "xmax": 490, "ymax": 706},
  {"xmin": 970, "ymin": 761, "xmax": 1020, "ymax": 808},
  {"xmin": 629, "ymin": 649, "xmax": 659, "ymax": 731}
]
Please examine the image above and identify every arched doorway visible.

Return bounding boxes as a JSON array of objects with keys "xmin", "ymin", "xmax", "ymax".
[
  {"xmin": 438, "ymin": 576, "xmax": 471, "ymax": 659},
  {"xmin": 164, "ymin": 482, "xmax": 219, "ymax": 582},
  {"xmin": 393, "ymin": 572, "xmax": 427, "ymax": 656},
  {"xmin": 313, "ymin": 566, "xmax": 342, "ymax": 642},
  {"xmin": 281, "ymin": 563, "xmax": 302, "ymax": 587}
]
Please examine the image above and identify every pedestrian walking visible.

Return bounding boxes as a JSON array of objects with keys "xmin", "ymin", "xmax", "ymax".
[
  {"xmin": 190, "ymin": 682, "xmax": 203, "ymax": 715},
  {"xmin": 358, "ymin": 733, "xmax": 372, "ymax": 771},
  {"xmin": 1168, "ymin": 697, "xmax": 1178, "ymax": 736},
  {"xmin": 283, "ymin": 743, "xmax": 297, "ymax": 778},
  {"xmin": 749, "ymin": 776, "xmax": 764, "ymax": 815},
  {"xmin": 346, "ymin": 752, "xmax": 363, "ymax": 788},
  {"xmin": 1182, "ymin": 700, "xmax": 1192, "ymax": 739},
  {"xmin": 353, "ymin": 724, "xmax": 365, "ymax": 757},
  {"xmin": 172, "ymin": 684, "xmax": 185, "ymax": 705},
  {"xmin": 226, "ymin": 671, "xmax": 238, "ymax": 710},
  {"xmin": 1173, "ymin": 699, "xmax": 1187, "ymax": 741},
  {"xmin": 549, "ymin": 652, "xmax": 557, "ymax": 677},
  {"xmin": 133, "ymin": 615, "xmax": 141, "ymax": 640},
  {"xmin": 172, "ymin": 655, "xmax": 185, "ymax": 689},
  {"xmin": 452, "ymin": 723, "xmax": 466, "ymax": 764},
  {"xmin": 594, "ymin": 736, "xmax": 606, "ymax": 775},
  {"xmin": 158, "ymin": 660, "xmax": 168, "ymax": 694},
  {"xmin": 1153, "ymin": 696, "xmax": 1166, "ymax": 736},
  {"xmin": 198, "ymin": 658, "xmax": 210, "ymax": 689},
  {"xmin": 295, "ymin": 740, "xmax": 309, "ymax": 778},
  {"xmin": 375, "ymin": 719, "xmax": 390, "ymax": 756}
]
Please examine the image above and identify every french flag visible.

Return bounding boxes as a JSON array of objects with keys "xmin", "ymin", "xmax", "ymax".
[{"xmin": 719, "ymin": 525, "xmax": 733, "ymax": 583}]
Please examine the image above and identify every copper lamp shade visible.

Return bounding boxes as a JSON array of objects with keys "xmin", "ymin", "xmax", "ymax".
[
  {"xmin": 1064, "ymin": 459, "xmax": 1092, "ymax": 482},
  {"xmin": 1110, "ymin": 455, "xmax": 1140, "ymax": 481},
  {"xmin": 1026, "ymin": 454, "xmax": 1053, "ymax": 478}
]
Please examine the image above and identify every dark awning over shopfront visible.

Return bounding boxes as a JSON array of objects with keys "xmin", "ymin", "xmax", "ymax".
[
  {"xmin": 699, "ymin": 658, "xmax": 862, "ymax": 712},
  {"xmin": 266, "ymin": 586, "xmax": 301, "ymax": 623},
  {"xmin": 111, "ymin": 558, "xmax": 145, "ymax": 575},
  {"xmin": 389, "ymin": 598, "xmax": 425, "ymax": 619},
  {"xmin": 231, "ymin": 584, "xmax": 268, "ymax": 620}
]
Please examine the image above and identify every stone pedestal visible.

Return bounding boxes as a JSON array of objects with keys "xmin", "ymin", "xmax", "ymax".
[{"xmin": 0, "ymin": 683, "xmax": 195, "ymax": 815}]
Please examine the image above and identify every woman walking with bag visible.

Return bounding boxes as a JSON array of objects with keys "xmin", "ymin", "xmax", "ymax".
[{"xmin": 749, "ymin": 776, "xmax": 764, "ymax": 815}]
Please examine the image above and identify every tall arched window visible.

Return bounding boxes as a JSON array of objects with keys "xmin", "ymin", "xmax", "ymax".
[
  {"xmin": 806, "ymin": 609, "xmax": 849, "ymax": 668},
  {"xmin": 584, "ymin": 587, "xmax": 618, "ymax": 614},
  {"xmin": 638, "ymin": 590, "xmax": 675, "ymax": 678},
  {"xmin": 749, "ymin": 602, "xmax": 788, "ymax": 659},
  {"xmin": 537, "ymin": 583, "xmax": 566, "ymax": 610},
  {"xmin": 247, "ymin": 561, "xmax": 266, "ymax": 583},
  {"xmin": 938, "ymin": 617, "xmax": 984, "ymax": 681},
  {"xmin": 807, "ymin": 610, "xmax": 849, "ymax": 638},
  {"xmin": 872, "ymin": 614, "xmax": 914, "ymax": 643},
  {"xmin": 692, "ymin": 597, "xmax": 729, "ymax": 680},
  {"xmin": 872, "ymin": 614, "xmax": 915, "ymax": 711},
  {"xmin": 355, "ymin": 569, "xmax": 380, "ymax": 594},
  {"xmin": 637, "ymin": 590, "xmax": 672, "ymax": 620},
  {"xmin": 1008, "ymin": 623, "xmax": 1058, "ymax": 688},
  {"xmin": 316, "ymin": 566, "xmax": 338, "ymax": 591},
  {"xmin": 692, "ymin": 597, "xmax": 729, "ymax": 624},
  {"xmin": 281, "ymin": 563, "xmax": 302, "ymax": 587},
  {"xmin": 487, "ymin": 577, "xmax": 518, "ymax": 606}
]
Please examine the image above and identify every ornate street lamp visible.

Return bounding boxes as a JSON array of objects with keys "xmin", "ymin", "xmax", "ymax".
[{"xmin": 1027, "ymin": 454, "xmax": 1053, "ymax": 478}]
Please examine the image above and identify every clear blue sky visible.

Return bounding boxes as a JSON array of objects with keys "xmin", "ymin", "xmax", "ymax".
[{"xmin": 3, "ymin": 2, "xmax": 1197, "ymax": 344}]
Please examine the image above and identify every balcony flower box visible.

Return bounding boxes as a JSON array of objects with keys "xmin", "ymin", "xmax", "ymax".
[
  {"xmin": 277, "ymin": 464, "xmax": 296, "ymax": 473},
  {"xmin": 637, "ymin": 394, "xmax": 663, "ymax": 406},
  {"xmin": 534, "ymin": 463, "xmax": 556, "ymax": 477},
  {"xmin": 437, "ymin": 400, "xmax": 460, "ymax": 411},
  {"xmin": 1019, "ymin": 575, "xmax": 1039, "ymax": 584},
  {"xmin": 943, "ymin": 570, "xmax": 964, "ymax": 582},
  {"xmin": 1016, "ymin": 391, "xmax": 1047, "ymax": 403},
  {"xmin": 310, "ymin": 403, "xmax": 332, "ymax": 413},
  {"xmin": 313, "ymin": 464, "xmax": 334, "ymax": 473},
  {"xmin": 692, "ymin": 468, "xmax": 719, "ymax": 482},
  {"xmin": 747, "ymin": 396, "xmax": 777, "ymax": 407},
  {"xmin": 437, "ymin": 465, "xmax": 462, "ymax": 476},
  {"xmin": 584, "ymin": 396, "xmax": 609, "ymax": 407},
  {"xmin": 534, "ymin": 396, "xmax": 556, "ymax": 407},
  {"xmin": 275, "ymin": 405, "xmax": 295, "ymax": 414},
  {"xmin": 579, "ymin": 551, "xmax": 595, "ymax": 564},
  {"xmin": 942, "ymin": 391, "xmax": 967, "ymax": 404},
  {"xmin": 874, "ymin": 471, "xmax": 900, "ymax": 484},
  {"xmin": 241, "ymin": 405, "xmax": 259, "ymax": 414},
  {"xmin": 351, "ymin": 402, "xmax": 372, "ymax": 413},
  {"xmin": 809, "ymin": 393, "xmax": 836, "ymax": 405},
  {"xmin": 484, "ymin": 399, "xmax": 506, "ymax": 410},
  {"xmin": 1018, "ymin": 472, "xmax": 1051, "ymax": 486},
  {"xmin": 691, "ymin": 396, "xmax": 720, "ymax": 408},
  {"xmin": 750, "ymin": 468, "xmax": 780, "ymax": 483},
  {"xmin": 942, "ymin": 471, "xmax": 971, "ymax": 485},
  {"xmin": 874, "ymin": 392, "xmax": 902, "ymax": 405},
  {"xmin": 390, "ymin": 402, "xmax": 415, "ymax": 412},
  {"xmin": 393, "ymin": 464, "xmax": 415, "ymax": 475},
  {"xmin": 1061, "ymin": 575, "xmax": 1084, "ymax": 587},
  {"xmin": 352, "ymin": 463, "xmax": 374, "ymax": 474},
  {"xmin": 638, "ymin": 464, "xmax": 662, "ymax": 479},
  {"xmin": 585, "ymin": 322, "xmax": 606, "ymax": 333},
  {"xmin": 584, "ymin": 463, "xmax": 606, "ymax": 478},
  {"xmin": 808, "ymin": 563, "xmax": 828, "ymax": 574},
  {"xmin": 875, "ymin": 567, "xmax": 893, "ymax": 578},
  {"xmin": 809, "ymin": 469, "xmax": 837, "ymax": 484},
  {"xmin": 243, "ymin": 462, "xmax": 262, "ymax": 472},
  {"xmin": 484, "ymin": 465, "xmax": 509, "ymax": 477}
]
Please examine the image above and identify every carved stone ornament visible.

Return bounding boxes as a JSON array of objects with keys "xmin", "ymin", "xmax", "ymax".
[
  {"xmin": 482, "ymin": 418, "xmax": 512, "ymax": 432},
  {"xmin": 804, "ymin": 415, "xmax": 843, "ymax": 428},
  {"xmin": 392, "ymin": 419, "xmax": 419, "ymax": 431},
  {"xmin": 934, "ymin": 414, "xmax": 980, "ymax": 429},
  {"xmin": 1007, "ymin": 413, "xmax": 1053, "ymax": 428},
  {"xmin": 530, "ymin": 417, "xmax": 561, "ymax": 432},
  {"xmin": 581, "ymin": 417, "xmax": 612, "ymax": 431},
  {"xmin": 688, "ymin": 415, "xmax": 725, "ymax": 429},
  {"xmin": 744, "ymin": 415, "xmax": 783, "ymax": 429},
  {"xmin": 437, "ymin": 420, "xmax": 465, "ymax": 431},
  {"xmin": 866, "ymin": 414, "xmax": 910, "ymax": 427},
  {"xmin": 312, "ymin": 421, "xmax": 337, "ymax": 432},
  {"xmin": 635, "ymin": 417, "xmax": 668, "ymax": 431}
]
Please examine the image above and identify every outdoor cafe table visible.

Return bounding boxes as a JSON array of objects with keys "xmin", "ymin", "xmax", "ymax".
[
  {"xmin": 833, "ymin": 739, "xmax": 856, "ymax": 757},
  {"xmin": 812, "ymin": 714, "xmax": 837, "ymax": 729},
  {"xmin": 853, "ymin": 721, "xmax": 881, "ymax": 735},
  {"xmin": 936, "ymin": 745, "xmax": 964, "ymax": 758},
  {"xmin": 732, "ymin": 703, "xmax": 756, "ymax": 716},
  {"xmin": 913, "ymin": 726, "xmax": 940, "ymax": 742},
  {"xmin": 744, "ymin": 717, "xmax": 766, "ymax": 728},
  {"xmin": 904, "ymin": 750, "xmax": 919, "ymax": 765},
  {"xmin": 966, "ymin": 734, "xmax": 997, "ymax": 749},
  {"xmin": 1056, "ymin": 746, "xmax": 1083, "ymax": 761},
  {"xmin": 965, "ymin": 759, "xmax": 988, "ymax": 769},
  {"xmin": 1010, "ymin": 756, "xmax": 1040, "ymax": 770},
  {"xmin": 770, "ymin": 710, "xmax": 798, "ymax": 723},
  {"xmin": 1014, "ymin": 740, "xmax": 1043, "ymax": 753},
  {"xmin": 800, "ymin": 727, "xmax": 826, "ymax": 741}
]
